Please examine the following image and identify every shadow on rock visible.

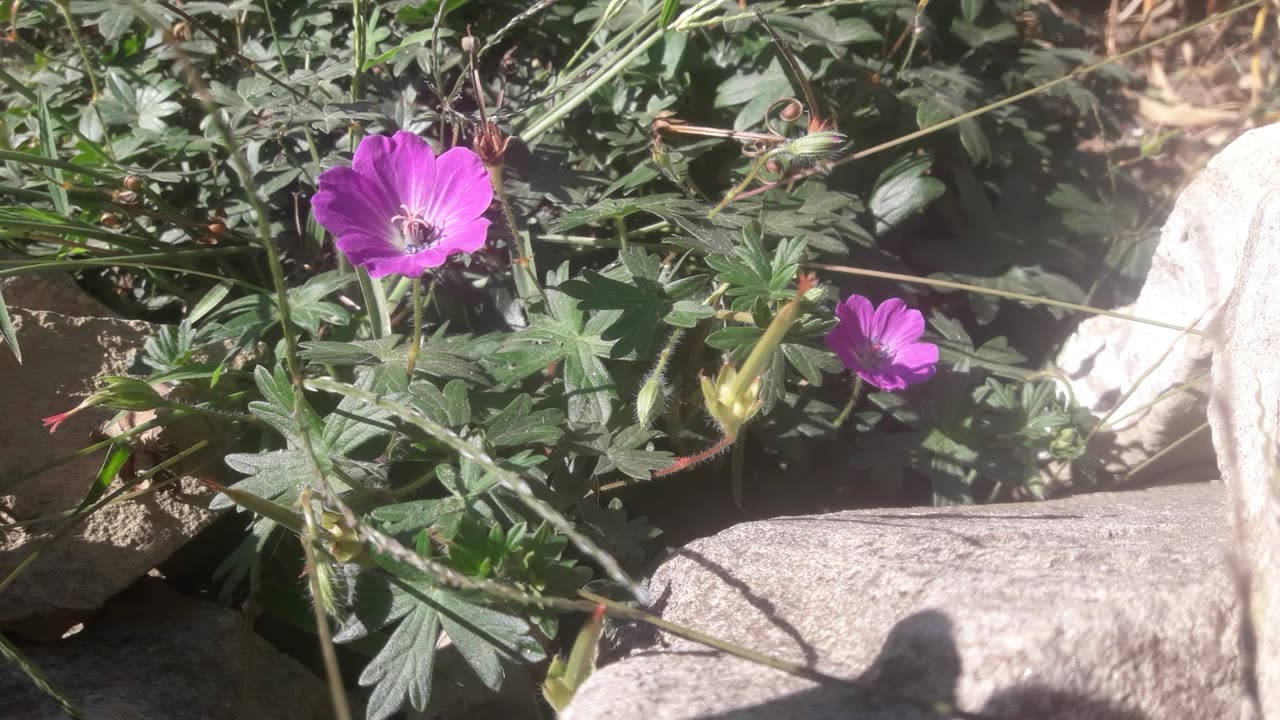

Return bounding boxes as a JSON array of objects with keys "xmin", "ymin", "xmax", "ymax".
[{"xmin": 704, "ymin": 610, "xmax": 1147, "ymax": 720}]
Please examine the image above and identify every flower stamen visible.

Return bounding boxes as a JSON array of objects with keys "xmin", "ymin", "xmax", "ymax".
[{"xmin": 391, "ymin": 204, "xmax": 443, "ymax": 254}]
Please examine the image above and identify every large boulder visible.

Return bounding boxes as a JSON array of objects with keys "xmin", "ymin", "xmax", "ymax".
[
  {"xmin": 1207, "ymin": 182, "xmax": 1280, "ymax": 717},
  {"xmin": 0, "ymin": 249, "xmax": 115, "ymax": 318},
  {"xmin": 0, "ymin": 578, "xmax": 339, "ymax": 720},
  {"xmin": 563, "ymin": 483, "xmax": 1246, "ymax": 719},
  {"xmin": 0, "ymin": 309, "xmax": 219, "ymax": 627},
  {"xmin": 1055, "ymin": 123, "xmax": 1280, "ymax": 485}
]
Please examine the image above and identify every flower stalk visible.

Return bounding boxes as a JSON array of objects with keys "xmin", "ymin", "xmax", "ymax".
[
  {"xmin": 405, "ymin": 277, "xmax": 423, "ymax": 377},
  {"xmin": 832, "ymin": 377, "xmax": 864, "ymax": 428}
]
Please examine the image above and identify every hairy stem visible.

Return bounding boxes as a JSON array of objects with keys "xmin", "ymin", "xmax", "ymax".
[
  {"xmin": 833, "ymin": 377, "xmax": 864, "ymax": 428},
  {"xmin": 652, "ymin": 434, "xmax": 735, "ymax": 478},
  {"xmin": 406, "ymin": 277, "xmax": 423, "ymax": 377}
]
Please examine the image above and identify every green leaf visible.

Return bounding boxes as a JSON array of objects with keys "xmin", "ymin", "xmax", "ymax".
[
  {"xmin": 714, "ymin": 58, "xmax": 796, "ymax": 131},
  {"xmin": 928, "ymin": 313, "xmax": 1028, "ymax": 379},
  {"xmin": 360, "ymin": 601, "xmax": 441, "ymax": 720},
  {"xmin": 0, "ymin": 286, "xmax": 19, "ymax": 363},
  {"xmin": 483, "ymin": 395, "xmax": 564, "ymax": 448},
  {"xmin": 36, "ymin": 91, "xmax": 69, "ymax": 216},
  {"xmin": 706, "ymin": 233, "xmax": 806, "ymax": 311},
  {"xmin": 577, "ymin": 498, "xmax": 661, "ymax": 569},
  {"xmin": 869, "ymin": 156, "xmax": 946, "ymax": 236},
  {"xmin": 496, "ymin": 264, "xmax": 616, "ymax": 425},
  {"xmin": 594, "ymin": 424, "xmax": 672, "ymax": 480},
  {"xmin": 96, "ymin": 6, "xmax": 136, "ymax": 41},
  {"xmin": 84, "ymin": 443, "xmax": 132, "ymax": 510}
]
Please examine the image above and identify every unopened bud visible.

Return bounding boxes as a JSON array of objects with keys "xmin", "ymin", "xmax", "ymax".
[
  {"xmin": 774, "ymin": 130, "xmax": 846, "ymax": 163},
  {"xmin": 97, "ymin": 377, "xmax": 166, "ymax": 411},
  {"xmin": 100, "ymin": 212, "xmax": 122, "ymax": 228},
  {"xmin": 636, "ymin": 374, "xmax": 667, "ymax": 428},
  {"xmin": 461, "ymin": 35, "xmax": 479, "ymax": 54},
  {"xmin": 124, "ymin": 175, "xmax": 144, "ymax": 192},
  {"xmin": 207, "ymin": 221, "xmax": 226, "ymax": 236}
]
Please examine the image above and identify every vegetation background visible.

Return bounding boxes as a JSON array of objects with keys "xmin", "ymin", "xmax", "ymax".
[{"xmin": 0, "ymin": 0, "xmax": 1275, "ymax": 718}]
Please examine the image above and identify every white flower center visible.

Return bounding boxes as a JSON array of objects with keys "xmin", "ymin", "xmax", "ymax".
[{"xmin": 392, "ymin": 204, "xmax": 443, "ymax": 254}]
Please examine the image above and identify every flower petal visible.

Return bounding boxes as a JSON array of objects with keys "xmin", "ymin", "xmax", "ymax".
[
  {"xmin": 869, "ymin": 298, "xmax": 910, "ymax": 344},
  {"xmin": 437, "ymin": 217, "xmax": 491, "ymax": 257},
  {"xmin": 824, "ymin": 325, "xmax": 865, "ymax": 373},
  {"xmin": 354, "ymin": 131, "xmax": 439, "ymax": 213},
  {"xmin": 877, "ymin": 304, "xmax": 926, "ymax": 350},
  {"xmin": 313, "ymin": 167, "xmax": 397, "ymax": 243},
  {"xmin": 336, "ymin": 233, "xmax": 401, "ymax": 268},
  {"xmin": 835, "ymin": 294, "xmax": 875, "ymax": 334},
  {"xmin": 364, "ymin": 252, "xmax": 430, "ymax": 279},
  {"xmin": 422, "ymin": 147, "xmax": 493, "ymax": 226},
  {"xmin": 892, "ymin": 341, "xmax": 939, "ymax": 371}
]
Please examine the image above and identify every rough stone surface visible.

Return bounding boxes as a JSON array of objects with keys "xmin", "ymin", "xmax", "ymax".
[
  {"xmin": 564, "ymin": 484, "xmax": 1245, "ymax": 720},
  {"xmin": 0, "ymin": 578, "xmax": 339, "ymax": 720},
  {"xmin": 0, "ymin": 249, "xmax": 115, "ymax": 318},
  {"xmin": 0, "ymin": 309, "xmax": 218, "ymax": 625},
  {"xmin": 1207, "ymin": 182, "xmax": 1280, "ymax": 718},
  {"xmin": 1055, "ymin": 123, "xmax": 1280, "ymax": 484}
]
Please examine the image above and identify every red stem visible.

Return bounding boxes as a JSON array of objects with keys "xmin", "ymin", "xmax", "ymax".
[{"xmin": 652, "ymin": 435, "xmax": 735, "ymax": 478}]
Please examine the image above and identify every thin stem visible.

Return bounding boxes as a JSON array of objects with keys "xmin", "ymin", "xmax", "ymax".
[
  {"xmin": 652, "ymin": 434, "xmax": 735, "ymax": 478},
  {"xmin": 833, "ymin": 377, "xmax": 864, "ymax": 428},
  {"xmin": 707, "ymin": 155, "xmax": 766, "ymax": 219},
  {"xmin": 406, "ymin": 277, "xmax": 423, "ymax": 376},
  {"xmin": 299, "ymin": 488, "xmax": 354, "ymax": 720},
  {"xmin": 616, "ymin": 216, "xmax": 628, "ymax": 251},
  {"xmin": 489, "ymin": 164, "xmax": 544, "ymax": 305},
  {"xmin": 169, "ymin": 46, "xmax": 302, "ymax": 383},
  {"xmin": 521, "ymin": 25, "xmax": 665, "ymax": 143},
  {"xmin": 0, "ymin": 633, "xmax": 87, "ymax": 720},
  {"xmin": 52, "ymin": 0, "xmax": 111, "ymax": 157},
  {"xmin": 577, "ymin": 590, "xmax": 991, "ymax": 720},
  {"xmin": 1117, "ymin": 421, "xmax": 1211, "ymax": 486},
  {"xmin": 806, "ymin": 262, "xmax": 1201, "ymax": 334},
  {"xmin": 1084, "ymin": 310, "xmax": 1207, "ymax": 445}
]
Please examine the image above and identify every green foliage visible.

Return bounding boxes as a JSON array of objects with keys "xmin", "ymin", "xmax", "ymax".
[{"xmin": 2, "ymin": 0, "xmax": 1158, "ymax": 716}]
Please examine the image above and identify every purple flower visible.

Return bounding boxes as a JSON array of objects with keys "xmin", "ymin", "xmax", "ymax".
[
  {"xmin": 312, "ymin": 131, "xmax": 493, "ymax": 278},
  {"xmin": 824, "ymin": 295, "xmax": 938, "ymax": 391}
]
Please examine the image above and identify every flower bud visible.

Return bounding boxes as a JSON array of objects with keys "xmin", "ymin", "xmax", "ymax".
[
  {"xmin": 124, "ymin": 175, "xmax": 144, "ymax": 192},
  {"xmin": 322, "ymin": 512, "xmax": 365, "ymax": 564},
  {"xmin": 774, "ymin": 130, "xmax": 846, "ymax": 163},
  {"xmin": 97, "ymin": 377, "xmax": 166, "ymax": 411},
  {"xmin": 635, "ymin": 374, "xmax": 667, "ymax": 428},
  {"xmin": 779, "ymin": 99, "xmax": 803, "ymax": 122},
  {"xmin": 700, "ymin": 364, "xmax": 762, "ymax": 441},
  {"xmin": 1050, "ymin": 427, "xmax": 1086, "ymax": 460}
]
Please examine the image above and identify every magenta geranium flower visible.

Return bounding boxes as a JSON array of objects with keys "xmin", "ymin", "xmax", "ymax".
[
  {"xmin": 312, "ymin": 131, "xmax": 493, "ymax": 278},
  {"xmin": 824, "ymin": 295, "xmax": 938, "ymax": 391}
]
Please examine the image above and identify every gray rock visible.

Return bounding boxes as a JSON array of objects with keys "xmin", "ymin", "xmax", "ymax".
[
  {"xmin": 1054, "ymin": 123, "xmax": 1280, "ymax": 485},
  {"xmin": 564, "ymin": 484, "xmax": 1246, "ymax": 720},
  {"xmin": 1207, "ymin": 182, "xmax": 1280, "ymax": 718},
  {"xmin": 0, "ymin": 310, "xmax": 219, "ymax": 626},
  {"xmin": 0, "ymin": 578, "xmax": 339, "ymax": 720},
  {"xmin": 0, "ymin": 248, "xmax": 115, "ymax": 318}
]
